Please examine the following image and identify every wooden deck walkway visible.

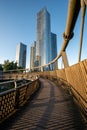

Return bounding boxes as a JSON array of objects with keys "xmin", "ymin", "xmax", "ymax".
[{"xmin": 0, "ymin": 78, "xmax": 87, "ymax": 130}]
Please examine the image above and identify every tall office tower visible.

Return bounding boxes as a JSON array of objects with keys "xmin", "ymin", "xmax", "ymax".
[
  {"xmin": 51, "ymin": 33, "xmax": 57, "ymax": 60},
  {"xmin": 16, "ymin": 42, "xmax": 27, "ymax": 69},
  {"xmin": 50, "ymin": 33, "xmax": 58, "ymax": 70},
  {"xmin": 30, "ymin": 41, "xmax": 36, "ymax": 71},
  {"xmin": 36, "ymin": 7, "xmax": 51, "ymax": 66}
]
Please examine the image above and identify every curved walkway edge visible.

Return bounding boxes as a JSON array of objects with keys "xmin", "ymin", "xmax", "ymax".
[{"xmin": 0, "ymin": 78, "xmax": 87, "ymax": 130}]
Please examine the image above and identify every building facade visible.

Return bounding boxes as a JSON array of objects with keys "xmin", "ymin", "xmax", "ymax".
[
  {"xmin": 30, "ymin": 41, "xmax": 36, "ymax": 70},
  {"xmin": 36, "ymin": 7, "xmax": 51, "ymax": 66},
  {"xmin": 51, "ymin": 33, "xmax": 57, "ymax": 61},
  {"xmin": 50, "ymin": 33, "xmax": 58, "ymax": 70},
  {"xmin": 16, "ymin": 42, "xmax": 27, "ymax": 68},
  {"xmin": 30, "ymin": 7, "xmax": 58, "ymax": 70}
]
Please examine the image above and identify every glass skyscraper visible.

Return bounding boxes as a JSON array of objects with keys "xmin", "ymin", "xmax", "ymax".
[
  {"xmin": 16, "ymin": 42, "xmax": 27, "ymax": 69},
  {"xmin": 30, "ymin": 7, "xmax": 57, "ymax": 70},
  {"xmin": 51, "ymin": 33, "xmax": 57, "ymax": 61},
  {"xmin": 50, "ymin": 33, "xmax": 58, "ymax": 70},
  {"xmin": 30, "ymin": 41, "xmax": 36, "ymax": 71},
  {"xmin": 36, "ymin": 7, "xmax": 51, "ymax": 66}
]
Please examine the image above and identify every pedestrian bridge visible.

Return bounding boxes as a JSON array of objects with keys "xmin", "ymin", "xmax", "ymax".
[
  {"xmin": 0, "ymin": 0, "xmax": 87, "ymax": 129},
  {"xmin": 0, "ymin": 77, "xmax": 87, "ymax": 130},
  {"xmin": 0, "ymin": 59, "xmax": 87, "ymax": 129}
]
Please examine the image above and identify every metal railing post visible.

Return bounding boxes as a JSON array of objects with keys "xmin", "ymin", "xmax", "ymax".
[{"xmin": 78, "ymin": 0, "xmax": 86, "ymax": 62}]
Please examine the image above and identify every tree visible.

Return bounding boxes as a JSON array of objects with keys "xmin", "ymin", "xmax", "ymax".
[
  {"xmin": 3, "ymin": 60, "xmax": 23, "ymax": 71},
  {"xmin": 3, "ymin": 60, "xmax": 18, "ymax": 71},
  {"xmin": 0, "ymin": 64, "xmax": 3, "ymax": 71}
]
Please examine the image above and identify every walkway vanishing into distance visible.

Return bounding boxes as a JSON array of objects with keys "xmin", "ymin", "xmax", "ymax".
[{"xmin": 0, "ymin": 78, "xmax": 87, "ymax": 130}]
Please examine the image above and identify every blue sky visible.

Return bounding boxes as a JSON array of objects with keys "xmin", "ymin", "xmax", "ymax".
[{"xmin": 0, "ymin": 0, "xmax": 87, "ymax": 68}]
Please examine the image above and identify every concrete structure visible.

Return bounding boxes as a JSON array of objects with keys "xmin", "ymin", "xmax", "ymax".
[{"xmin": 16, "ymin": 42, "xmax": 27, "ymax": 68}]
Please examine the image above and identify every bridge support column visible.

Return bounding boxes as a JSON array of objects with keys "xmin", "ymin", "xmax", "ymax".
[
  {"xmin": 84, "ymin": 0, "xmax": 87, "ymax": 6},
  {"xmin": 61, "ymin": 51, "xmax": 69, "ymax": 68},
  {"xmin": 78, "ymin": 0, "xmax": 86, "ymax": 62},
  {"xmin": 48, "ymin": 65, "xmax": 51, "ymax": 71},
  {"xmin": 41, "ymin": 67, "xmax": 43, "ymax": 72},
  {"xmin": 54, "ymin": 61, "xmax": 58, "ymax": 70}
]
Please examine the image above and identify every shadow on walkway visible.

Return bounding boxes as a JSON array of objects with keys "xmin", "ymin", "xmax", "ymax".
[{"xmin": 0, "ymin": 78, "xmax": 86, "ymax": 130}]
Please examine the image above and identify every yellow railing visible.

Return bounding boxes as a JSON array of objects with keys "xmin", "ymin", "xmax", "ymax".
[
  {"xmin": 0, "ymin": 79, "xmax": 39, "ymax": 123},
  {"xmin": 38, "ymin": 59, "xmax": 87, "ymax": 121}
]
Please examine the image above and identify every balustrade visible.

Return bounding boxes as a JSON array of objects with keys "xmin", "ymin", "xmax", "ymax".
[{"xmin": 0, "ymin": 79, "xmax": 39, "ymax": 123}]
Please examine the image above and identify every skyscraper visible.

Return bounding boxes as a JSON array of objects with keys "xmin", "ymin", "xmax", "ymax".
[
  {"xmin": 36, "ymin": 7, "xmax": 51, "ymax": 66},
  {"xmin": 30, "ymin": 41, "xmax": 36, "ymax": 70},
  {"xmin": 30, "ymin": 7, "xmax": 57, "ymax": 70},
  {"xmin": 16, "ymin": 42, "xmax": 27, "ymax": 69},
  {"xmin": 50, "ymin": 33, "xmax": 58, "ymax": 70},
  {"xmin": 51, "ymin": 33, "xmax": 57, "ymax": 61}
]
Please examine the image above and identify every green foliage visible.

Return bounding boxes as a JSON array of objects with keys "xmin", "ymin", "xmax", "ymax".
[
  {"xmin": 3, "ymin": 60, "xmax": 18, "ymax": 71},
  {"xmin": 0, "ymin": 60, "xmax": 23, "ymax": 71},
  {"xmin": 0, "ymin": 64, "xmax": 3, "ymax": 71}
]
